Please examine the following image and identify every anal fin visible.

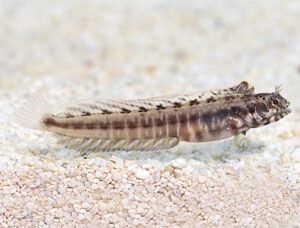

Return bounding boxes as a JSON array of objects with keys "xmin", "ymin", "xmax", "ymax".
[{"xmin": 55, "ymin": 136, "xmax": 180, "ymax": 154}]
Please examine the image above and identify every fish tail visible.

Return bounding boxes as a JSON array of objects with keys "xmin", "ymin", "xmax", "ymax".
[{"xmin": 13, "ymin": 93, "xmax": 53, "ymax": 131}]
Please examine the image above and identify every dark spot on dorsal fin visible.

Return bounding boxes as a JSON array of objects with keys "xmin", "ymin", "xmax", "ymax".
[
  {"xmin": 189, "ymin": 99, "xmax": 199, "ymax": 106},
  {"xmin": 81, "ymin": 111, "xmax": 91, "ymax": 116},
  {"xmin": 225, "ymin": 96, "xmax": 235, "ymax": 101},
  {"xmin": 206, "ymin": 97, "xmax": 216, "ymax": 103},
  {"xmin": 156, "ymin": 104, "xmax": 166, "ymax": 110},
  {"xmin": 101, "ymin": 109, "xmax": 113, "ymax": 115},
  {"xmin": 163, "ymin": 100, "xmax": 173, "ymax": 104},
  {"xmin": 138, "ymin": 107, "xmax": 148, "ymax": 112},
  {"xmin": 179, "ymin": 97, "xmax": 187, "ymax": 101},
  {"xmin": 144, "ymin": 102, "xmax": 154, "ymax": 106},
  {"xmin": 88, "ymin": 104, "xmax": 98, "ymax": 109},
  {"xmin": 173, "ymin": 102, "xmax": 182, "ymax": 108},
  {"xmin": 65, "ymin": 113, "xmax": 74, "ymax": 118},
  {"xmin": 120, "ymin": 108, "xmax": 131, "ymax": 113}
]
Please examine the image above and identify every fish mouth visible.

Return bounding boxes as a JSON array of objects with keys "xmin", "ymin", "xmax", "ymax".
[
  {"xmin": 279, "ymin": 108, "xmax": 291, "ymax": 119},
  {"xmin": 263, "ymin": 108, "xmax": 291, "ymax": 124},
  {"xmin": 285, "ymin": 101, "xmax": 292, "ymax": 115}
]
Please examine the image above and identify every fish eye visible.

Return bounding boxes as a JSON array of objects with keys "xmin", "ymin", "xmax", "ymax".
[{"xmin": 272, "ymin": 99, "xmax": 279, "ymax": 105}]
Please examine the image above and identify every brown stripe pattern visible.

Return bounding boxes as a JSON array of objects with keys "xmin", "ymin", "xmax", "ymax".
[{"xmin": 41, "ymin": 81, "xmax": 291, "ymax": 145}]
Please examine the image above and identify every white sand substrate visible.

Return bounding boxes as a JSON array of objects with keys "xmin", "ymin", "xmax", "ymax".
[{"xmin": 0, "ymin": 0, "xmax": 300, "ymax": 227}]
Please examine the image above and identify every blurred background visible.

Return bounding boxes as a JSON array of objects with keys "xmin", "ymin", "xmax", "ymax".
[
  {"xmin": 0, "ymin": 3, "xmax": 299, "ymax": 226},
  {"xmin": 0, "ymin": 0, "xmax": 300, "ymax": 112}
]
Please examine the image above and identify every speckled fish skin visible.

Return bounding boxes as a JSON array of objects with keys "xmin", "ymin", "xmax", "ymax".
[{"xmin": 40, "ymin": 81, "xmax": 291, "ymax": 144}]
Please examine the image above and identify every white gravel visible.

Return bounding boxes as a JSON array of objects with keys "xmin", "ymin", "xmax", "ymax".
[
  {"xmin": 135, "ymin": 168, "xmax": 150, "ymax": 180},
  {"xmin": 1, "ymin": 0, "xmax": 300, "ymax": 227}
]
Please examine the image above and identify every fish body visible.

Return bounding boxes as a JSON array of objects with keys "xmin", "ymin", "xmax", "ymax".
[{"xmin": 15, "ymin": 81, "xmax": 291, "ymax": 152}]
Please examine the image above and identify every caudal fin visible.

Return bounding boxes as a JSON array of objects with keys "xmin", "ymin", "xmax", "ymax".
[{"xmin": 13, "ymin": 94, "xmax": 53, "ymax": 131}]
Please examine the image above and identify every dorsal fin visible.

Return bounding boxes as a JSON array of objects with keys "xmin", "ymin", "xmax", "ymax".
[{"xmin": 54, "ymin": 81, "xmax": 255, "ymax": 118}]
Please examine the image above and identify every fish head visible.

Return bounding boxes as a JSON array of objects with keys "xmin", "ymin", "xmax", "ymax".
[{"xmin": 250, "ymin": 87, "xmax": 291, "ymax": 126}]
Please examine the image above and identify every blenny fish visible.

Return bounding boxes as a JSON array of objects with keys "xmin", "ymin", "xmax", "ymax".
[{"xmin": 15, "ymin": 81, "xmax": 291, "ymax": 153}]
